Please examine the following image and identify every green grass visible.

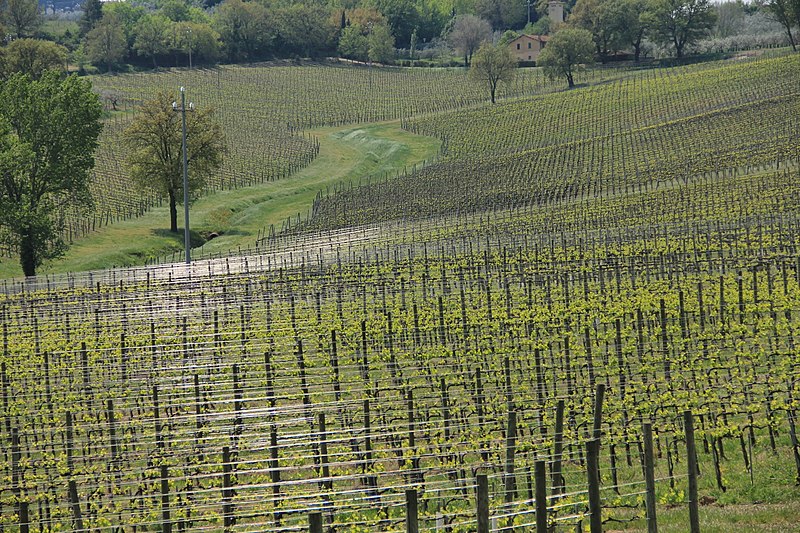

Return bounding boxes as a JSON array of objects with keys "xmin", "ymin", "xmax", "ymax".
[
  {"xmin": 0, "ymin": 121, "xmax": 440, "ymax": 278},
  {"xmin": 614, "ymin": 501, "xmax": 800, "ymax": 532},
  {"xmin": 582, "ymin": 435, "xmax": 800, "ymax": 532},
  {"xmin": 40, "ymin": 19, "xmax": 79, "ymax": 40}
]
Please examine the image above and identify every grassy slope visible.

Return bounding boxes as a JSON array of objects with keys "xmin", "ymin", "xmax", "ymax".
[{"xmin": 0, "ymin": 122, "xmax": 439, "ymax": 278}]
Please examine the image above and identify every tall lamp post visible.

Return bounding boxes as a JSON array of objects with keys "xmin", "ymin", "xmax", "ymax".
[{"xmin": 172, "ymin": 87, "xmax": 194, "ymax": 264}]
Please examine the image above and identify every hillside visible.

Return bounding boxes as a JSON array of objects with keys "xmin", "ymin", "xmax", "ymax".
[
  {"xmin": 2, "ymin": 51, "xmax": 800, "ymax": 532},
  {"xmin": 0, "ymin": 60, "xmax": 625, "ymax": 277},
  {"xmin": 307, "ymin": 53, "xmax": 800, "ymax": 229},
  {"xmin": 80, "ymin": 62, "xmax": 590, "ymax": 242}
]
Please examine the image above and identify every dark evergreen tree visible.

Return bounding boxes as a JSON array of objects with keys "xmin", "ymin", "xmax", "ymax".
[{"xmin": 79, "ymin": 0, "xmax": 103, "ymax": 35}]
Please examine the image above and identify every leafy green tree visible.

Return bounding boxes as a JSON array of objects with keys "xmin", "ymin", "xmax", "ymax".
[
  {"xmin": 345, "ymin": 7, "xmax": 389, "ymax": 29},
  {"xmin": 409, "ymin": 27, "xmax": 418, "ymax": 57},
  {"xmin": 275, "ymin": 3, "xmax": 336, "ymax": 58},
  {"xmin": 170, "ymin": 21, "xmax": 221, "ymax": 65},
  {"xmin": 537, "ymin": 27, "xmax": 594, "ymax": 87},
  {"xmin": 103, "ymin": 2, "xmax": 146, "ymax": 47},
  {"xmin": 161, "ymin": 0, "xmax": 191, "ymax": 22},
  {"xmin": 373, "ymin": 0, "xmax": 418, "ymax": 47},
  {"xmin": 525, "ymin": 16, "xmax": 550, "ymax": 34},
  {"xmin": 133, "ymin": 14, "xmax": 170, "ymax": 67},
  {"xmin": 606, "ymin": 0, "xmax": 649, "ymax": 60},
  {"xmin": 368, "ymin": 21, "xmax": 395, "ymax": 62},
  {"xmin": 213, "ymin": 0, "xmax": 273, "ymax": 62},
  {"xmin": 124, "ymin": 92, "xmax": 225, "ymax": 234},
  {"xmin": 474, "ymin": 0, "xmax": 527, "ymax": 29},
  {"xmin": 415, "ymin": 0, "xmax": 447, "ymax": 41},
  {"xmin": 1, "ymin": 0, "xmax": 41, "ymax": 38},
  {"xmin": 469, "ymin": 41, "xmax": 516, "ymax": 103},
  {"xmin": 570, "ymin": 0, "xmax": 621, "ymax": 58},
  {"xmin": 0, "ymin": 71, "xmax": 102, "ymax": 277},
  {"xmin": 191, "ymin": 22, "xmax": 222, "ymax": 63},
  {"xmin": 644, "ymin": 0, "xmax": 716, "ymax": 58},
  {"xmin": 498, "ymin": 29, "xmax": 521, "ymax": 45},
  {"xmin": 79, "ymin": 0, "xmax": 103, "ymax": 35},
  {"xmin": 338, "ymin": 25, "xmax": 369, "ymax": 60},
  {"xmin": 0, "ymin": 38, "xmax": 66, "ymax": 79},
  {"xmin": 85, "ymin": 12, "xmax": 129, "ymax": 72}
]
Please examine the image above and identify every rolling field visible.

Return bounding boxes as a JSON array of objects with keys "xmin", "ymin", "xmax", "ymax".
[
  {"xmin": 308, "ymin": 53, "xmax": 800, "ymax": 228},
  {"xmin": 70, "ymin": 61, "xmax": 611, "ymax": 248},
  {"xmin": 1, "ymin": 51, "xmax": 800, "ymax": 532}
]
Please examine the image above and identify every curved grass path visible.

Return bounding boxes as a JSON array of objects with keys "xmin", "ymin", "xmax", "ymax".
[{"xmin": 0, "ymin": 122, "xmax": 440, "ymax": 279}]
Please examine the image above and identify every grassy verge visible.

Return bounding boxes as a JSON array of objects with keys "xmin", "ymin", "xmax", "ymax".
[
  {"xmin": 616, "ymin": 501, "xmax": 800, "ymax": 532},
  {"xmin": 575, "ymin": 434, "xmax": 800, "ymax": 532},
  {"xmin": 0, "ymin": 121, "xmax": 440, "ymax": 279}
]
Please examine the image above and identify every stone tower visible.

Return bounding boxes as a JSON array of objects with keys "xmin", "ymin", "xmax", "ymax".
[{"xmin": 548, "ymin": 0, "xmax": 565, "ymax": 25}]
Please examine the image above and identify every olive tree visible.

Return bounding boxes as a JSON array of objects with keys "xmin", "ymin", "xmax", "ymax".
[
  {"xmin": 644, "ymin": 0, "xmax": 717, "ymax": 58},
  {"xmin": 537, "ymin": 27, "xmax": 595, "ymax": 88},
  {"xmin": 469, "ymin": 41, "xmax": 517, "ymax": 104}
]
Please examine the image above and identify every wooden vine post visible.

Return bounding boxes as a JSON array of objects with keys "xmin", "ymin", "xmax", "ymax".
[
  {"xmin": 406, "ymin": 489, "xmax": 419, "ymax": 533},
  {"xmin": 684, "ymin": 411, "xmax": 700, "ymax": 533},
  {"xmin": 504, "ymin": 409, "xmax": 517, "ymax": 507},
  {"xmin": 222, "ymin": 446, "xmax": 235, "ymax": 530},
  {"xmin": 534, "ymin": 461, "xmax": 548, "ymax": 533},
  {"xmin": 586, "ymin": 438, "xmax": 602, "ymax": 533},
  {"xmin": 309, "ymin": 511, "xmax": 323, "ymax": 533},
  {"xmin": 551, "ymin": 399, "xmax": 565, "ymax": 499},
  {"xmin": 476, "ymin": 473, "xmax": 489, "ymax": 533},
  {"xmin": 643, "ymin": 422, "xmax": 658, "ymax": 533}
]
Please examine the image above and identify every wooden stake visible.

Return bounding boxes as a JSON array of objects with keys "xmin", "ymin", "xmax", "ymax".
[
  {"xmin": 643, "ymin": 423, "xmax": 657, "ymax": 533},
  {"xmin": 684, "ymin": 411, "xmax": 700, "ymax": 533}
]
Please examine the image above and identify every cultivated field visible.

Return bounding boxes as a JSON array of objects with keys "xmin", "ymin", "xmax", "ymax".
[
  {"xmin": 1, "ymin": 51, "xmax": 800, "ymax": 532},
  {"xmin": 308, "ymin": 54, "xmax": 800, "ymax": 227},
  {"xmin": 75, "ymin": 61, "xmax": 610, "ymax": 245}
]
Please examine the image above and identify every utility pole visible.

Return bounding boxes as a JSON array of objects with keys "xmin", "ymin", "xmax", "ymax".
[
  {"xmin": 172, "ymin": 87, "xmax": 194, "ymax": 264},
  {"xmin": 187, "ymin": 28, "xmax": 192, "ymax": 69}
]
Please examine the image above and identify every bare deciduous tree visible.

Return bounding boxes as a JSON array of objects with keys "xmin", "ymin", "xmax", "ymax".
[{"xmin": 448, "ymin": 14, "xmax": 492, "ymax": 66}]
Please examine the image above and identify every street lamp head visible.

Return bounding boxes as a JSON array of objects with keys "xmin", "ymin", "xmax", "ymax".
[{"xmin": 180, "ymin": 86, "xmax": 185, "ymax": 93}]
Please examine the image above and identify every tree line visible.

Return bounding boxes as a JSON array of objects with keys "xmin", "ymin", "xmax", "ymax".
[
  {"xmin": 0, "ymin": 0, "xmax": 453, "ymax": 73},
  {"xmin": 462, "ymin": 0, "xmax": 798, "ymax": 102},
  {"xmin": 0, "ymin": 0, "xmax": 796, "ymax": 76}
]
